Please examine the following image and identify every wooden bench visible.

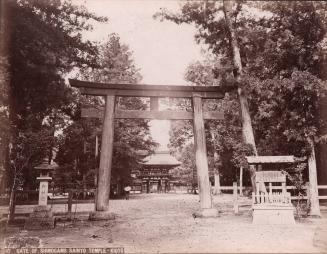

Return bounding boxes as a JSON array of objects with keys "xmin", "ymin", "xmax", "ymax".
[{"xmin": 252, "ymin": 171, "xmax": 295, "ymax": 224}]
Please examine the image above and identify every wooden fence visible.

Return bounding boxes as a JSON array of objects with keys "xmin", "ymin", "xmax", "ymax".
[
  {"xmin": 215, "ymin": 183, "xmax": 327, "ymax": 200},
  {"xmin": 227, "ymin": 182, "xmax": 327, "ymax": 214}
]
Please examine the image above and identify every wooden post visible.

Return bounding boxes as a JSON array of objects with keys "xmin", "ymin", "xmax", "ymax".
[
  {"xmin": 308, "ymin": 138, "xmax": 321, "ymax": 216},
  {"xmin": 282, "ymin": 182, "xmax": 286, "ymax": 195},
  {"xmin": 192, "ymin": 95, "xmax": 212, "ymax": 209},
  {"xmin": 239, "ymin": 167, "xmax": 243, "ymax": 196},
  {"xmin": 83, "ymin": 141, "xmax": 87, "ymax": 154},
  {"xmin": 305, "ymin": 181, "xmax": 310, "ymax": 207},
  {"xmin": 233, "ymin": 182, "xmax": 239, "ymax": 214},
  {"xmin": 209, "ymin": 130, "xmax": 221, "ymax": 195},
  {"xmin": 94, "ymin": 135, "xmax": 99, "ymax": 203},
  {"xmin": 150, "ymin": 97, "xmax": 159, "ymax": 111},
  {"xmin": 8, "ymin": 190, "xmax": 16, "ymax": 222},
  {"xmin": 68, "ymin": 190, "xmax": 73, "ymax": 217},
  {"xmin": 214, "ymin": 172, "xmax": 221, "ymax": 195},
  {"xmin": 96, "ymin": 95, "xmax": 115, "ymax": 211},
  {"xmin": 95, "ymin": 135, "xmax": 99, "ymax": 158},
  {"xmin": 256, "ymin": 182, "xmax": 260, "ymax": 204}
]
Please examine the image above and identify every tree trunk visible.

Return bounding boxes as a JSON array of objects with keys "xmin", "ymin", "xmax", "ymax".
[
  {"xmin": 94, "ymin": 135, "xmax": 99, "ymax": 204},
  {"xmin": 67, "ymin": 190, "xmax": 73, "ymax": 218},
  {"xmin": 210, "ymin": 130, "xmax": 221, "ymax": 195},
  {"xmin": 8, "ymin": 176, "xmax": 17, "ymax": 224},
  {"xmin": 83, "ymin": 173, "xmax": 87, "ymax": 199},
  {"xmin": 307, "ymin": 137, "xmax": 321, "ymax": 217},
  {"xmin": 223, "ymin": 0, "xmax": 258, "ymax": 190},
  {"xmin": 239, "ymin": 166, "xmax": 243, "ymax": 196}
]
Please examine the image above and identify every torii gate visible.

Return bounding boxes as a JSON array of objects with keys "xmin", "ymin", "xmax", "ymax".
[{"xmin": 70, "ymin": 79, "xmax": 231, "ymax": 215}]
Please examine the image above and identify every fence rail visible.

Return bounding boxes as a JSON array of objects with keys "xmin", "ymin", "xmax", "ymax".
[
  {"xmin": 215, "ymin": 184, "xmax": 327, "ymax": 200},
  {"xmin": 4, "ymin": 184, "xmax": 327, "ymax": 202}
]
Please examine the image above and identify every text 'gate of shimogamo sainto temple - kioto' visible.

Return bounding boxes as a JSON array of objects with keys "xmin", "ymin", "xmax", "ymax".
[{"xmin": 70, "ymin": 79, "xmax": 231, "ymax": 215}]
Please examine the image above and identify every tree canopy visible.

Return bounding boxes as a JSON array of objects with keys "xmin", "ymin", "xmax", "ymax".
[
  {"xmin": 0, "ymin": 0, "xmax": 110, "ymax": 191},
  {"xmin": 56, "ymin": 34, "xmax": 157, "ymax": 190},
  {"xmin": 158, "ymin": 1, "xmax": 327, "ymax": 185}
]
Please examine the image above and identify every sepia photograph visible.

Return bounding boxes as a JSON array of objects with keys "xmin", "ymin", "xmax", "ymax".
[{"xmin": 0, "ymin": 0, "xmax": 327, "ymax": 253}]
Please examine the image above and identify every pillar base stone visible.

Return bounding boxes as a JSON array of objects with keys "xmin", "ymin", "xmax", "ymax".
[
  {"xmin": 308, "ymin": 207, "xmax": 321, "ymax": 218},
  {"xmin": 252, "ymin": 205, "xmax": 295, "ymax": 224},
  {"xmin": 89, "ymin": 211, "xmax": 115, "ymax": 221},
  {"xmin": 193, "ymin": 208, "xmax": 218, "ymax": 218},
  {"xmin": 25, "ymin": 206, "xmax": 55, "ymax": 230},
  {"xmin": 308, "ymin": 214, "xmax": 321, "ymax": 218},
  {"xmin": 5, "ymin": 237, "xmax": 41, "ymax": 248}
]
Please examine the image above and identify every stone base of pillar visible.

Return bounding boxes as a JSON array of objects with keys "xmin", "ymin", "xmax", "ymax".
[
  {"xmin": 5, "ymin": 236, "xmax": 41, "ymax": 248},
  {"xmin": 308, "ymin": 203, "xmax": 321, "ymax": 218},
  {"xmin": 193, "ymin": 208, "xmax": 219, "ymax": 218},
  {"xmin": 0, "ymin": 218, "xmax": 7, "ymax": 234},
  {"xmin": 252, "ymin": 205, "xmax": 295, "ymax": 224},
  {"xmin": 308, "ymin": 214, "xmax": 321, "ymax": 218},
  {"xmin": 89, "ymin": 211, "xmax": 115, "ymax": 221},
  {"xmin": 25, "ymin": 206, "xmax": 55, "ymax": 230}
]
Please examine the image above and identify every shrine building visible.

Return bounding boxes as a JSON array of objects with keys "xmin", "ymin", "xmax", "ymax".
[{"xmin": 132, "ymin": 150, "xmax": 181, "ymax": 193}]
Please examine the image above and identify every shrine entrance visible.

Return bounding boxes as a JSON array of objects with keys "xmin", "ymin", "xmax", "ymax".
[{"xmin": 70, "ymin": 79, "xmax": 230, "ymax": 214}]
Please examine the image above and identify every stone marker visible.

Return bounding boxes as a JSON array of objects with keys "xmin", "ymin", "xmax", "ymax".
[{"xmin": 25, "ymin": 158, "xmax": 57, "ymax": 230}]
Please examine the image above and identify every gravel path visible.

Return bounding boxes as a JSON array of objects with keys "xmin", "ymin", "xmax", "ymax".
[{"xmin": 1, "ymin": 193, "xmax": 327, "ymax": 253}]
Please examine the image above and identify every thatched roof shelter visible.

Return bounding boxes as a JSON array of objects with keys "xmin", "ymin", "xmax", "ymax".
[{"xmin": 246, "ymin": 156, "xmax": 295, "ymax": 164}]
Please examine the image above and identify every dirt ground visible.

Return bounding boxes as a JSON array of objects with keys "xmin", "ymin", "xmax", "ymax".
[{"xmin": 1, "ymin": 193, "xmax": 327, "ymax": 253}]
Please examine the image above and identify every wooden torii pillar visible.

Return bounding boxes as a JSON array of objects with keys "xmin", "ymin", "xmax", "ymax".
[{"xmin": 70, "ymin": 79, "xmax": 230, "ymax": 215}]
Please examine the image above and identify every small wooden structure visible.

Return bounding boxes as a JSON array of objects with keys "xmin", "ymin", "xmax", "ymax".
[{"xmin": 246, "ymin": 156, "xmax": 295, "ymax": 224}]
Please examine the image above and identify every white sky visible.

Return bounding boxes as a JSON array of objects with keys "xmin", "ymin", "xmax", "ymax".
[
  {"xmin": 74, "ymin": 0, "xmax": 204, "ymax": 85},
  {"xmin": 73, "ymin": 0, "xmax": 204, "ymax": 149}
]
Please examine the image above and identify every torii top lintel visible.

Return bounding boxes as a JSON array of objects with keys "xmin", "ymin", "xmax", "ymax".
[{"xmin": 69, "ymin": 79, "xmax": 233, "ymax": 99}]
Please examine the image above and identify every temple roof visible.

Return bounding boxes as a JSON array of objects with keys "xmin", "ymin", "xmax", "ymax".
[{"xmin": 141, "ymin": 150, "xmax": 181, "ymax": 167}]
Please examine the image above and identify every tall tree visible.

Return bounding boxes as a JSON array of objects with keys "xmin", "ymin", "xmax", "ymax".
[
  {"xmin": 156, "ymin": 1, "xmax": 327, "ymax": 196},
  {"xmin": 222, "ymin": 0, "xmax": 258, "ymax": 189},
  {"xmin": 156, "ymin": 1, "xmax": 259, "ymax": 188},
  {"xmin": 0, "ymin": 56, "xmax": 10, "ymax": 191},
  {"xmin": 61, "ymin": 34, "xmax": 157, "ymax": 194},
  {"xmin": 168, "ymin": 58, "xmax": 250, "ymax": 190},
  {"xmin": 1, "ymin": 0, "xmax": 106, "ymax": 219}
]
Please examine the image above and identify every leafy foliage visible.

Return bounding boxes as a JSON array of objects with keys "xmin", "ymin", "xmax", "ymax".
[
  {"xmin": 3, "ymin": 0, "xmax": 106, "ymax": 130},
  {"xmin": 56, "ymin": 34, "xmax": 157, "ymax": 190},
  {"xmin": 170, "ymin": 143, "xmax": 196, "ymax": 184},
  {"xmin": 246, "ymin": 71, "xmax": 326, "ymax": 157},
  {"xmin": 169, "ymin": 58, "xmax": 252, "ymax": 185},
  {"xmin": 158, "ymin": 1, "xmax": 327, "ymax": 185},
  {"xmin": 9, "ymin": 130, "xmax": 53, "ymax": 189},
  {"xmin": 1, "ymin": 0, "xmax": 106, "ymax": 191},
  {"xmin": 282, "ymin": 163, "xmax": 310, "ymax": 218}
]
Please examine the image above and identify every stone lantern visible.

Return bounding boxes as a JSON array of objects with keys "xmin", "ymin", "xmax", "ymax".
[
  {"xmin": 25, "ymin": 158, "xmax": 58, "ymax": 230},
  {"xmin": 34, "ymin": 158, "xmax": 58, "ymax": 206}
]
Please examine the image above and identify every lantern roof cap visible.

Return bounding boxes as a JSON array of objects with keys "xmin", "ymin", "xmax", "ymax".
[{"xmin": 35, "ymin": 158, "xmax": 58, "ymax": 170}]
